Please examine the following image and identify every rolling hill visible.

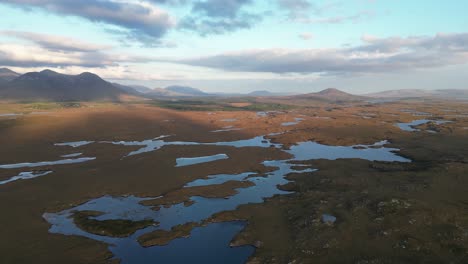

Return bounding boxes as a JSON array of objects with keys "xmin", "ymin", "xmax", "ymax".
[{"xmin": 248, "ymin": 90, "xmax": 275, "ymax": 96}]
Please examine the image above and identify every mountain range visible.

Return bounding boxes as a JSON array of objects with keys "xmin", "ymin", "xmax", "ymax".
[
  {"xmin": 0, "ymin": 69, "xmax": 127, "ymax": 101},
  {"xmin": 0, "ymin": 68, "xmax": 466, "ymax": 102},
  {"xmin": 0, "ymin": 69, "xmax": 215, "ymax": 101},
  {"xmin": 365, "ymin": 89, "xmax": 468, "ymax": 100}
]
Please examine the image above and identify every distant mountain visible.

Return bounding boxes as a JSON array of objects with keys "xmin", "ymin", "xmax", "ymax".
[
  {"xmin": 366, "ymin": 89, "xmax": 468, "ymax": 100},
  {"xmin": 366, "ymin": 89, "xmax": 433, "ymax": 98},
  {"xmin": 111, "ymin": 83, "xmax": 143, "ymax": 96},
  {"xmin": 165, "ymin": 85, "xmax": 208, "ymax": 96},
  {"xmin": 248, "ymin": 90, "xmax": 275, "ymax": 96},
  {"xmin": 110, "ymin": 84, "xmax": 209, "ymax": 98},
  {"xmin": 435, "ymin": 89, "xmax": 468, "ymax": 99},
  {"xmin": 129, "ymin": 85, "xmax": 154, "ymax": 94},
  {"xmin": 0, "ymin": 68, "xmax": 20, "ymax": 82},
  {"xmin": 146, "ymin": 88, "xmax": 188, "ymax": 97},
  {"xmin": 0, "ymin": 70, "xmax": 128, "ymax": 101},
  {"xmin": 294, "ymin": 88, "xmax": 367, "ymax": 102}
]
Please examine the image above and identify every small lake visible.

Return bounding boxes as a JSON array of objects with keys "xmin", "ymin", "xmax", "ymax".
[
  {"xmin": 396, "ymin": 119, "xmax": 451, "ymax": 132},
  {"xmin": 108, "ymin": 135, "xmax": 279, "ymax": 157},
  {"xmin": 211, "ymin": 126, "xmax": 243, "ymax": 133},
  {"xmin": 185, "ymin": 172, "xmax": 255, "ymax": 187},
  {"xmin": 55, "ymin": 141, "xmax": 94, "ymax": 148},
  {"xmin": 0, "ymin": 113, "xmax": 22, "ymax": 118},
  {"xmin": 0, "ymin": 157, "xmax": 96, "ymax": 169},
  {"xmin": 176, "ymin": 154, "xmax": 229, "ymax": 167},
  {"xmin": 400, "ymin": 109, "xmax": 432, "ymax": 116},
  {"xmin": 281, "ymin": 118, "xmax": 304, "ymax": 126},
  {"xmin": 256, "ymin": 111, "xmax": 284, "ymax": 117},
  {"xmin": 287, "ymin": 141, "xmax": 410, "ymax": 162},
  {"xmin": 0, "ymin": 171, "xmax": 53, "ymax": 185},
  {"xmin": 61, "ymin": 153, "xmax": 83, "ymax": 158},
  {"xmin": 112, "ymin": 221, "xmax": 255, "ymax": 264}
]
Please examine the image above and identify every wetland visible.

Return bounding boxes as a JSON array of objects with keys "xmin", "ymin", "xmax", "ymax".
[{"xmin": 0, "ymin": 98, "xmax": 467, "ymax": 264}]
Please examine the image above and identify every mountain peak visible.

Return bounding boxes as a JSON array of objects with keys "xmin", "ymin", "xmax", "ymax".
[
  {"xmin": 248, "ymin": 90, "xmax": 274, "ymax": 96},
  {"xmin": 317, "ymin": 88, "xmax": 348, "ymax": 95},
  {"xmin": 0, "ymin": 68, "xmax": 18, "ymax": 74},
  {"xmin": 77, "ymin": 72, "xmax": 102, "ymax": 80},
  {"xmin": 292, "ymin": 88, "xmax": 365, "ymax": 102},
  {"xmin": 0, "ymin": 68, "xmax": 20, "ymax": 82},
  {"xmin": 39, "ymin": 69, "xmax": 60, "ymax": 76},
  {"xmin": 78, "ymin": 71, "xmax": 98, "ymax": 77}
]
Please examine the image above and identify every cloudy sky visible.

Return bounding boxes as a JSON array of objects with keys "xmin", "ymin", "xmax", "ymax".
[{"xmin": 0, "ymin": 0, "xmax": 467, "ymax": 93}]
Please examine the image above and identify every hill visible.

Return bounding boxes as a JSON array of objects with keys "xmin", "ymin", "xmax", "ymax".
[
  {"xmin": 107, "ymin": 84, "xmax": 209, "ymax": 98},
  {"xmin": 248, "ymin": 90, "xmax": 275, "ymax": 96},
  {"xmin": 0, "ymin": 70, "xmax": 128, "ymax": 101},
  {"xmin": 146, "ymin": 88, "xmax": 189, "ymax": 97},
  {"xmin": 111, "ymin": 83, "xmax": 144, "ymax": 96},
  {"xmin": 165, "ymin": 85, "xmax": 208, "ymax": 96},
  {"xmin": 129, "ymin": 85, "xmax": 154, "ymax": 94},
  {"xmin": 293, "ymin": 88, "xmax": 367, "ymax": 102}
]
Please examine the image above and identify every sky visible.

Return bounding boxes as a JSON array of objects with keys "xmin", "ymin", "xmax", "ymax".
[{"xmin": 0, "ymin": 0, "xmax": 467, "ymax": 94}]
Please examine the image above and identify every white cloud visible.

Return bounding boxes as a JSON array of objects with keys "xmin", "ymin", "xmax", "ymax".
[
  {"xmin": 2, "ymin": 30, "xmax": 111, "ymax": 52},
  {"xmin": 299, "ymin": 32, "xmax": 313, "ymax": 40},
  {"xmin": 166, "ymin": 33, "xmax": 468, "ymax": 74}
]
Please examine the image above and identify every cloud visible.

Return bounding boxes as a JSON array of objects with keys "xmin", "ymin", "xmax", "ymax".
[
  {"xmin": 166, "ymin": 33, "xmax": 468, "ymax": 74},
  {"xmin": 179, "ymin": 0, "xmax": 263, "ymax": 35},
  {"xmin": 148, "ymin": 0, "xmax": 188, "ymax": 5},
  {"xmin": 277, "ymin": 0, "xmax": 347, "ymax": 22},
  {"xmin": 277, "ymin": 1, "xmax": 372, "ymax": 25},
  {"xmin": 6, "ymin": 64, "xmax": 180, "ymax": 82},
  {"xmin": 299, "ymin": 32, "xmax": 313, "ymax": 40},
  {"xmin": 0, "ymin": 0, "xmax": 175, "ymax": 44},
  {"xmin": 277, "ymin": 0, "xmax": 313, "ymax": 20},
  {"xmin": 61, "ymin": 65, "xmax": 181, "ymax": 81},
  {"xmin": 192, "ymin": 0, "xmax": 252, "ymax": 18},
  {"xmin": 179, "ymin": 13, "xmax": 262, "ymax": 36},
  {"xmin": 297, "ymin": 10, "xmax": 374, "ymax": 24},
  {"xmin": 2, "ymin": 30, "xmax": 111, "ymax": 52},
  {"xmin": 0, "ymin": 43, "xmax": 110, "ymax": 68},
  {"xmin": 0, "ymin": 32, "xmax": 154, "ymax": 68},
  {"xmin": 358, "ymin": 33, "xmax": 468, "ymax": 53}
]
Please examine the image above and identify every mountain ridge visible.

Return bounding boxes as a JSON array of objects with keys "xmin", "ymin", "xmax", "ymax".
[
  {"xmin": 0, "ymin": 68, "xmax": 20, "ymax": 82},
  {"xmin": 0, "ymin": 69, "xmax": 128, "ymax": 101},
  {"xmin": 366, "ymin": 89, "xmax": 468, "ymax": 100},
  {"xmin": 165, "ymin": 85, "xmax": 209, "ymax": 96}
]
